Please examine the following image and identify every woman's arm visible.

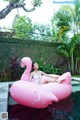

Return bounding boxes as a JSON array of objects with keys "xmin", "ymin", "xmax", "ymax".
[{"xmin": 41, "ymin": 71, "xmax": 59, "ymax": 79}]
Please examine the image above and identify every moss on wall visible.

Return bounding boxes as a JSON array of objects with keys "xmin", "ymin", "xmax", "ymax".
[{"xmin": 0, "ymin": 37, "xmax": 68, "ymax": 81}]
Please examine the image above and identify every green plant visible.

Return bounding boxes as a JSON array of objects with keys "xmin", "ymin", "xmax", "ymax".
[
  {"xmin": 14, "ymin": 16, "xmax": 33, "ymax": 39},
  {"xmin": 36, "ymin": 58, "xmax": 63, "ymax": 74}
]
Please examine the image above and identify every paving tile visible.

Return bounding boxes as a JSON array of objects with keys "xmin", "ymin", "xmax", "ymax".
[
  {"xmin": 0, "ymin": 98, "xmax": 7, "ymax": 112},
  {"xmin": 0, "ymin": 83, "xmax": 9, "ymax": 112},
  {"xmin": 0, "ymin": 98, "xmax": 7, "ymax": 102},
  {"xmin": 0, "ymin": 83, "xmax": 8, "ymax": 87},
  {"xmin": 72, "ymin": 77, "xmax": 80, "ymax": 81},
  {"xmin": 72, "ymin": 86, "xmax": 80, "ymax": 92},
  {"xmin": 0, "ymin": 89, "xmax": 7, "ymax": 93},
  {"xmin": 72, "ymin": 81, "xmax": 80, "ymax": 84}
]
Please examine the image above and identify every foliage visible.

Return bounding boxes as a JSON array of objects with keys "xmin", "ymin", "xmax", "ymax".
[
  {"xmin": 13, "ymin": 18, "xmax": 52, "ymax": 40},
  {"xmin": 32, "ymin": 0, "xmax": 43, "ymax": 6},
  {"xmin": 3, "ymin": 0, "xmax": 21, "ymax": 3},
  {"xmin": 14, "ymin": 16, "xmax": 33, "ymax": 39},
  {"xmin": 3, "ymin": 0, "xmax": 25, "ymax": 3},
  {"xmin": 56, "ymin": 34, "xmax": 80, "ymax": 74},
  {"xmin": 36, "ymin": 58, "xmax": 63, "ymax": 74},
  {"xmin": 32, "ymin": 23, "xmax": 51, "ymax": 41},
  {"xmin": 3, "ymin": 0, "xmax": 42, "ymax": 6},
  {"xmin": 51, "ymin": 0, "xmax": 80, "ymax": 74},
  {"xmin": 51, "ymin": 8, "xmax": 72, "ymax": 42},
  {"xmin": 51, "ymin": 0, "xmax": 80, "ymax": 42}
]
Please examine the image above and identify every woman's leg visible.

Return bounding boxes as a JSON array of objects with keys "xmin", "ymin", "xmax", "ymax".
[
  {"xmin": 40, "ymin": 77, "xmax": 57, "ymax": 84},
  {"xmin": 49, "ymin": 74, "xmax": 60, "ymax": 79},
  {"xmin": 40, "ymin": 75, "xmax": 66, "ymax": 84},
  {"xmin": 49, "ymin": 74, "xmax": 66, "ymax": 83},
  {"xmin": 56, "ymin": 77, "xmax": 66, "ymax": 83}
]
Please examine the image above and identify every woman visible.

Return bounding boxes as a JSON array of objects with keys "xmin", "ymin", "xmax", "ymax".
[{"xmin": 29, "ymin": 62, "xmax": 65, "ymax": 84}]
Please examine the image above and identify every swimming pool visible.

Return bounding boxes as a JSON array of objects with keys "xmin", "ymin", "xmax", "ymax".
[{"xmin": 8, "ymin": 85, "xmax": 80, "ymax": 120}]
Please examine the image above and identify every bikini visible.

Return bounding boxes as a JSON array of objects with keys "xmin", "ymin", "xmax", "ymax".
[{"xmin": 32, "ymin": 73, "xmax": 42, "ymax": 84}]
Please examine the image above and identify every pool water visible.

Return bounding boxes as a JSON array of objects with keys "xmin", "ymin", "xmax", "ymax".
[{"xmin": 8, "ymin": 91, "xmax": 80, "ymax": 120}]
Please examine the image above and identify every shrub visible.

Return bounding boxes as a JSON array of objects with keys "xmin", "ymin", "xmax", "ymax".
[{"xmin": 36, "ymin": 58, "xmax": 63, "ymax": 75}]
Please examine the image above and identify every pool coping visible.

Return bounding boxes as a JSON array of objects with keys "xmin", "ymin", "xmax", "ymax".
[{"xmin": 0, "ymin": 82, "xmax": 13, "ymax": 113}]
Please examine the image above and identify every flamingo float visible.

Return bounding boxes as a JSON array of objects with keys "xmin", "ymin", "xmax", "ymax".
[{"xmin": 10, "ymin": 57, "xmax": 72, "ymax": 108}]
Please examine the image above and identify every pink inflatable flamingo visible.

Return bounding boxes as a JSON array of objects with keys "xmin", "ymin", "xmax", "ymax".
[{"xmin": 10, "ymin": 57, "xmax": 72, "ymax": 108}]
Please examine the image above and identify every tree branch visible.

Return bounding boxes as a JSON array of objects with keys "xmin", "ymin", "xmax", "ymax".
[
  {"xmin": 22, "ymin": 5, "xmax": 35, "ymax": 12},
  {"xmin": 0, "ymin": 1, "xmax": 36, "ymax": 19}
]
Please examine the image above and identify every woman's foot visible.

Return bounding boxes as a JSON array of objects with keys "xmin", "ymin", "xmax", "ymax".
[{"xmin": 56, "ymin": 77, "xmax": 66, "ymax": 83}]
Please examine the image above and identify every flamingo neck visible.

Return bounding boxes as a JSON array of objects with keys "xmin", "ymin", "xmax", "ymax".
[{"xmin": 25, "ymin": 64, "xmax": 32, "ymax": 73}]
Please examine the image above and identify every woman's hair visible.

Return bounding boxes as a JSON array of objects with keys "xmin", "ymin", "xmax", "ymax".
[
  {"xmin": 32, "ymin": 62, "xmax": 35, "ymax": 67},
  {"xmin": 31, "ymin": 62, "xmax": 39, "ymax": 72},
  {"xmin": 31, "ymin": 62, "xmax": 35, "ymax": 72}
]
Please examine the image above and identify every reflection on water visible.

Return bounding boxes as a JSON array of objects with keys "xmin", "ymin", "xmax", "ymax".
[{"xmin": 8, "ymin": 91, "xmax": 80, "ymax": 120}]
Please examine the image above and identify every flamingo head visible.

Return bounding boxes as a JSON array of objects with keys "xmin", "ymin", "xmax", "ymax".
[{"xmin": 20, "ymin": 57, "xmax": 32, "ymax": 73}]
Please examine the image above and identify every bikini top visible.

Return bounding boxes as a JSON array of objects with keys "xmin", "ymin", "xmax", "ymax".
[{"xmin": 32, "ymin": 73, "xmax": 42, "ymax": 83}]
